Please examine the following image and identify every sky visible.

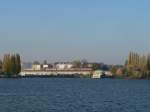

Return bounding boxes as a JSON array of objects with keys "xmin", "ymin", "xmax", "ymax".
[{"xmin": 0, "ymin": 0, "xmax": 150, "ymax": 64}]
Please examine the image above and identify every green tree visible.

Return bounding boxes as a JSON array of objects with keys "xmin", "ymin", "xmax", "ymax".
[
  {"xmin": 110, "ymin": 66, "xmax": 117, "ymax": 75},
  {"xmin": 147, "ymin": 54, "xmax": 150, "ymax": 71},
  {"xmin": 128, "ymin": 52, "xmax": 132, "ymax": 65},
  {"xmin": 81, "ymin": 59, "xmax": 88, "ymax": 68},
  {"xmin": 2, "ymin": 54, "xmax": 11, "ymax": 75},
  {"xmin": 15, "ymin": 54, "xmax": 21, "ymax": 74},
  {"xmin": 73, "ymin": 60, "xmax": 81, "ymax": 68},
  {"xmin": 43, "ymin": 60, "xmax": 47, "ymax": 65},
  {"xmin": 0, "ymin": 59, "xmax": 2, "ymax": 74},
  {"xmin": 92, "ymin": 63, "xmax": 99, "ymax": 70},
  {"xmin": 124, "ymin": 60, "xmax": 128, "ymax": 67},
  {"xmin": 126, "ymin": 52, "xmax": 149, "ymax": 78},
  {"xmin": 2, "ymin": 53, "xmax": 21, "ymax": 76},
  {"xmin": 10, "ymin": 55, "xmax": 16, "ymax": 74},
  {"xmin": 33, "ymin": 61, "xmax": 40, "ymax": 65}
]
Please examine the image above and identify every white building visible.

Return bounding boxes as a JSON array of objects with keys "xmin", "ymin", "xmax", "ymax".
[
  {"xmin": 55, "ymin": 63, "xmax": 73, "ymax": 70},
  {"xmin": 42, "ymin": 64, "xmax": 53, "ymax": 70},
  {"xmin": 32, "ymin": 64, "xmax": 42, "ymax": 70},
  {"xmin": 43, "ymin": 64, "xmax": 49, "ymax": 70}
]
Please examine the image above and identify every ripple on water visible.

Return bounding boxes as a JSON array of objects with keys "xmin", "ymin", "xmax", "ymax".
[{"xmin": 0, "ymin": 78, "xmax": 149, "ymax": 112}]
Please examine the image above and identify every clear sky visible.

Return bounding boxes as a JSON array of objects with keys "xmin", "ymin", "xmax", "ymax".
[{"xmin": 0, "ymin": 0, "xmax": 150, "ymax": 64}]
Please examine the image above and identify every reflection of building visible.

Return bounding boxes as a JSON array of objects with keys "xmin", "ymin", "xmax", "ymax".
[
  {"xmin": 55, "ymin": 62, "xmax": 73, "ymax": 70},
  {"xmin": 92, "ymin": 70, "xmax": 104, "ymax": 78}
]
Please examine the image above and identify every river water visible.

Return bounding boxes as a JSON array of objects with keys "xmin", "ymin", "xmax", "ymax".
[{"xmin": 0, "ymin": 78, "xmax": 149, "ymax": 112}]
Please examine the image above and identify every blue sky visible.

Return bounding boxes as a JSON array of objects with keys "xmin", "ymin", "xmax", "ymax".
[{"xmin": 0, "ymin": 0, "xmax": 150, "ymax": 64}]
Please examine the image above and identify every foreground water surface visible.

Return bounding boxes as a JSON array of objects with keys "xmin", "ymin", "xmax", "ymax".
[{"xmin": 0, "ymin": 78, "xmax": 149, "ymax": 112}]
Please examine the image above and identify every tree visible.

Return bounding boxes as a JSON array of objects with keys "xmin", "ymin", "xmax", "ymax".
[
  {"xmin": 43, "ymin": 60, "xmax": 47, "ymax": 65},
  {"xmin": 10, "ymin": 55, "xmax": 16, "ymax": 74},
  {"xmin": 15, "ymin": 54, "xmax": 21, "ymax": 74},
  {"xmin": 2, "ymin": 54, "xmax": 11, "ymax": 75},
  {"xmin": 92, "ymin": 63, "xmax": 99, "ymax": 70},
  {"xmin": 147, "ymin": 54, "xmax": 150, "ymax": 71},
  {"xmin": 2, "ymin": 53, "xmax": 21, "ymax": 76},
  {"xmin": 128, "ymin": 52, "xmax": 132, "ymax": 65},
  {"xmin": 110, "ymin": 66, "xmax": 117, "ymax": 75},
  {"xmin": 126, "ymin": 52, "xmax": 149, "ymax": 78},
  {"xmin": 72, "ymin": 60, "xmax": 81, "ymax": 68},
  {"xmin": 0, "ymin": 59, "xmax": 2, "ymax": 74},
  {"xmin": 33, "ymin": 61, "xmax": 40, "ymax": 65},
  {"xmin": 124, "ymin": 60, "xmax": 128, "ymax": 67},
  {"xmin": 81, "ymin": 59, "xmax": 88, "ymax": 68}
]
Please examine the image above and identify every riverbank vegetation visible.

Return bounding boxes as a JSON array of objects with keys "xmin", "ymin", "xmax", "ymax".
[
  {"xmin": 0, "ymin": 54, "xmax": 21, "ymax": 77},
  {"xmin": 111, "ymin": 52, "xmax": 150, "ymax": 79}
]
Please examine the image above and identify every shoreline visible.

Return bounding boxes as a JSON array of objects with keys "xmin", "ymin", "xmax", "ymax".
[
  {"xmin": 0, "ymin": 74, "xmax": 81, "ymax": 78},
  {"xmin": 0, "ymin": 74, "xmax": 149, "ymax": 79}
]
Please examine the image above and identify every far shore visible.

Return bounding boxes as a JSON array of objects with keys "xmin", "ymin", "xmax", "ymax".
[{"xmin": 0, "ymin": 74, "xmax": 149, "ymax": 80}]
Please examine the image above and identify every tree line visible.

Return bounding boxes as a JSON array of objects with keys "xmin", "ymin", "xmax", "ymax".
[
  {"xmin": 0, "ymin": 54, "xmax": 21, "ymax": 76},
  {"xmin": 72, "ymin": 59, "xmax": 108, "ymax": 70},
  {"xmin": 125, "ymin": 52, "xmax": 150, "ymax": 78}
]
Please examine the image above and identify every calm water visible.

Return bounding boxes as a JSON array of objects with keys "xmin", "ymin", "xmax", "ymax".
[{"xmin": 0, "ymin": 78, "xmax": 150, "ymax": 112}]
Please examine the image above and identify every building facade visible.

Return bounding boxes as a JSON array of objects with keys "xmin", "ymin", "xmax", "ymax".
[
  {"xmin": 32, "ymin": 64, "xmax": 42, "ymax": 70},
  {"xmin": 55, "ymin": 62, "xmax": 73, "ymax": 70}
]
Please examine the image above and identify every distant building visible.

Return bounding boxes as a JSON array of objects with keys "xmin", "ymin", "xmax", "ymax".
[
  {"xmin": 43, "ymin": 64, "xmax": 49, "ymax": 68},
  {"xmin": 87, "ymin": 63, "xmax": 93, "ymax": 68},
  {"xmin": 32, "ymin": 64, "xmax": 42, "ymax": 70},
  {"xmin": 55, "ymin": 62, "xmax": 73, "ymax": 70},
  {"xmin": 43, "ymin": 64, "xmax": 53, "ymax": 70}
]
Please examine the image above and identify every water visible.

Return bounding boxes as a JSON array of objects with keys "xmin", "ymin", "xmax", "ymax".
[{"xmin": 0, "ymin": 78, "xmax": 150, "ymax": 112}]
